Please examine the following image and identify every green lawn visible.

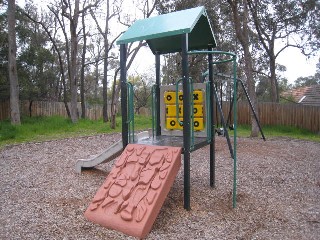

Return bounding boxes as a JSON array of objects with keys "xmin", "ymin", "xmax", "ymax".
[
  {"xmin": 0, "ymin": 115, "xmax": 319, "ymax": 148},
  {"xmin": 0, "ymin": 115, "xmax": 152, "ymax": 148},
  {"xmin": 235, "ymin": 124, "xmax": 320, "ymax": 142}
]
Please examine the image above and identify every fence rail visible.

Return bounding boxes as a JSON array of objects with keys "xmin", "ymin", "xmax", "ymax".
[{"xmin": 1, "ymin": 100, "xmax": 319, "ymax": 133}]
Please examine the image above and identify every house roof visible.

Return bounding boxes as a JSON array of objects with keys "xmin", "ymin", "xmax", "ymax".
[
  {"xmin": 282, "ymin": 85, "xmax": 320, "ymax": 106},
  {"xmin": 116, "ymin": 6, "xmax": 216, "ymax": 54}
]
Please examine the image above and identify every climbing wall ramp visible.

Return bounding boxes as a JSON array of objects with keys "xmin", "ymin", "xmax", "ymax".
[{"xmin": 84, "ymin": 144, "xmax": 182, "ymax": 239}]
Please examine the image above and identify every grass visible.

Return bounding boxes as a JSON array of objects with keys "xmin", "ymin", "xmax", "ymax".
[
  {"xmin": 235, "ymin": 124, "xmax": 320, "ymax": 142},
  {"xmin": 0, "ymin": 115, "xmax": 152, "ymax": 148},
  {"xmin": 1, "ymin": 115, "xmax": 319, "ymax": 148}
]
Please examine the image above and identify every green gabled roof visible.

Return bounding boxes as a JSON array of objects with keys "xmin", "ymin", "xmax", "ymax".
[{"xmin": 116, "ymin": 6, "xmax": 216, "ymax": 54}]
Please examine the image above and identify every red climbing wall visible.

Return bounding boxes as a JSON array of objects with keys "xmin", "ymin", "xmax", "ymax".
[{"xmin": 84, "ymin": 144, "xmax": 182, "ymax": 239}]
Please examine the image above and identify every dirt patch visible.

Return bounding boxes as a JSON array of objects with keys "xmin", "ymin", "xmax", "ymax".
[{"xmin": 0, "ymin": 134, "xmax": 319, "ymax": 239}]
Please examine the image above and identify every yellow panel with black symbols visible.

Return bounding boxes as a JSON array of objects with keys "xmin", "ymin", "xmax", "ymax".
[
  {"xmin": 193, "ymin": 105, "xmax": 203, "ymax": 117},
  {"xmin": 166, "ymin": 118, "xmax": 183, "ymax": 130},
  {"xmin": 166, "ymin": 105, "xmax": 203, "ymax": 117},
  {"xmin": 177, "ymin": 92, "xmax": 183, "ymax": 103},
  {"xmin": 175, "ymin": 90, "xmax": 204, "ymax": 104},
  {"xmin": 165, "ymin": 117, "xmax": 204, "ymax": 131},
  {"xmin": 193, "ymin": 90, "xmax": 204, "ymax": 104},
  {"xmin": 193, "ymin": 117, "xmax": 204, "ymax": 131},
  {"xmin": 166, "ymin": 105, "xmax": 182, "ymax": 117},
  {"xmin": 164, "ymin": 91, "xmax": 176, "ymax": 104}
]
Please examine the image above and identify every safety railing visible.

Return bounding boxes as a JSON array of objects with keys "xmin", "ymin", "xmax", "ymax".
[
  {"xmin": 188, "ymin": 50, "xmax": 238, "ymax": 208},
  {"xmin": 205, "ymin": 81, "xmax": 212, "ymax": 143},
  {"xmin": 175, "ymin": 78, "xmax": 195, "ymax": 150},
  {"xmin": 151, "ymin": 84, "xmax": 157, "ymax": 138},
  {"xmin": 126, "ymin": 82, "xmax": 135, "ymax": 143}
]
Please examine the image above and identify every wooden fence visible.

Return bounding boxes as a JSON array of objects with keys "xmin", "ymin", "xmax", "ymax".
[
  {"xmin": 218, "ymin": 101, "xmax": 320, "ymax": 133},
  {"xmin": 1, "ymin": 100, "xmax": 319, "ymax": 133}
]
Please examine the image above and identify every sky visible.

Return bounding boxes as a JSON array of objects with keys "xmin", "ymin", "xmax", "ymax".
[
  {"xmin": 277, "ymin": 48, "xmax": 318, "ymax": 83},
  {"xmin": 131, "ymin": 43, "xmax": 319, "ymax": 84},
  {"xmin": 15, "ymin": 0, "xmax": 319, "ymax": 84}
]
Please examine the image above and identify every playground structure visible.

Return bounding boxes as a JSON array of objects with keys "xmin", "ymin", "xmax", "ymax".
[{"xmin": 79, "ymin": 6, "xmax": 264, "ymax": 238}]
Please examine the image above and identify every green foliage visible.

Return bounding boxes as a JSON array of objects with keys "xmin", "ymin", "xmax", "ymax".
[
  {"xmin": 293, "ymin": 75, "xmax": 320, "ymax": 88},
  {"xmin": 128, "ymin": 74, "xmax": 153, "ymax": 112},
  {"xmin": 0, "ymin": 11, "xmax": 9, "ymax": 100}
]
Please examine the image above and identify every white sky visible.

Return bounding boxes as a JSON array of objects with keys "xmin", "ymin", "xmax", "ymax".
[
  {"xmin": 16, "ymin": 0, "xmax": 319, "ymax": 84},
  {"xmin": 277, "ymin": 48, "xmax": 318, "ymax": 83}
]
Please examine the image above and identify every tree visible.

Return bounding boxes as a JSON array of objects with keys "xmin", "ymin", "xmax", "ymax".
[
  {"xmin": 248, "ymin": 0, "xmax": 319, "ymax": 102},
  {"xmin": 86, "ymin": 35, "xmax": 104, "ymax": 103},
  {"xmin": 62, "ymin": 0, "xmax": 81, "ymax": 123},
  {"xmin": 49, "ymin": 0, "xmax": 101, "ymax": 123},
  {"xmin": 8, "ymin": 0, "xmax": 21, "ymax": 124},
  {"xmin": 315, "ymin": 58, "xmax": 320, "ymax": 80},
  {"xmin": 227, "ymin": 0, "xmax": 259, "ymax": 137},
  {"xmin": 129, "ymin": 74, "xmax": 153, "ymax": 113},
  {"xmin": 0, "ymin": 8, "xmax": 9, "ymax": 100},
  {"xmin": 23, "ymin": 5, "xmax": 71, "ymax": 117},
  {"xmin": 294, "ymin": 76, "xmax": 320, "ymax": 88},
  {"xmin": 80, "ymin": 2, "xmax": 88, "ymax": 119},
  {"xmin": 90, "ymin": 0, "xmax": 121, "ymax": 122},
  {"xmin": 109, "ymin": 0, "xmax": 158, "ymax": 129}
]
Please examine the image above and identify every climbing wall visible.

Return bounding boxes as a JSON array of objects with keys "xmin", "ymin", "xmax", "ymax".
[{"xmin": 84, "ymin": 144, "xmax": 182, "ymax": 239}]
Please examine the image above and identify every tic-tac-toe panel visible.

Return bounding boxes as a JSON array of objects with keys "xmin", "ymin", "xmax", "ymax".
[{"xmin": 160, "ymin": 83, "xmax": 207, "ymax": 137}]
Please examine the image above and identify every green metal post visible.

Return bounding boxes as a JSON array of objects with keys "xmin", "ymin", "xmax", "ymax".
[
  {"xmin": 208, "ymin": 46, "xmax": 215, "ymax": 188},
  {"xmin": 120, "ymin": 44, "xmax": 128, "ymax": 148},
  {"xmin": 182, "ymin": 33, "xmax": 191, "ymax": 211},
  {"xmin": 232, "ymin": 55, "xmax": 237, "ymax": 208},
  {"xmin": 126, "ymin": 82, "xmax": 134, "ymax": 143},
  {"xmin": 155, "ymin": 53, "xmax": 161, "ymax": 136},
  {"xmin": 151, "ymin": 85, "xmax": 156, "ymax": 138}
]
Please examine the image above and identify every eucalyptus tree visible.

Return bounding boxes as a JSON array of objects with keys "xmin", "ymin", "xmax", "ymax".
[
  {"xmin": 23, "ymin": 4, "xmax": 71, "ymax": 117},
  {"xmin": 17, "ymin": 5, "xmax": 59, "ymax": 107},
  {"xmin": 90, "ymin": 0, "xmax": 122, "ymax": 122},
  {"xmin": 226, "ymin": 0, "xmax": 260, "ymax": 137},
  {"xmin": 0, "ymin": 8, "xmax": 9, "ymax": 100},
  {"xmin": 47, "ymin": 0, "xmax": 101, "ymax": 123},
  {"xmin": 7, "ymin": 0, "xmax": 20, "ymax": 124},
  {"xmin": 86, "ymin": 35, "xmax": 104, "ymax": 104},
  {"xmin": 247, "ymin": 0, "xmax": 319, "ymax": 102},
  {"xmin": 109, "ymin": 0, "xmax": 159, "ymax": 129},
  {"xmin": 128, "ymin": 73, "xmax": 153, "ymax": 113}
]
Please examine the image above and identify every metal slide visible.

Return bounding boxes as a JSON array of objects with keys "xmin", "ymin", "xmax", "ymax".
[{"xmin": 75, "ymin": 131, "xmax": 150, "ymax": 173}]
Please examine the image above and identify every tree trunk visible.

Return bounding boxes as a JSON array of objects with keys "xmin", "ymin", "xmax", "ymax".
[
  {"xmin": 110, "ymin": 68, "xmax": 120, "ymax": 129},
  {"xmin": 69, "ymin": 0, "xmax": 80, "ymax": 123},
  {"xmin": 228, "ymin": 0, "xmax": 259, "ymax": 137},
  {"xmin": 80, "ymin": 10, "xmax": 87, "ymax": 119},
  {"xmin": 102, "ymin": 0, "xmax": 110, "ymax": 122},
  {"xmin": 269, "ymin": 56, "xmax": 279, "ymax": 102},
  {"xmin": 28, "ymin": 100, "xmax": 33, "ymax": 117},
  {"xmin": 8, "ymin": 0, "xmax": 21, "ymax": 125}
]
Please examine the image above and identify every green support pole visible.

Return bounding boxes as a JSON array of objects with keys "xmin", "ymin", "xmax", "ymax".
[
  {"xmin": 182, "ymin": 33, "xmax": 191, "ymax": 211},
  {"xmin": 208, "ymin": 46, "xmax": 215, "ymax": 188},
  {"xmin": 232, "ymin": 55, "xmax": 237, "ymax": 208},
  {"xmin": 188, "ymin": 50, "xmax": 238, "ymax": 208},
  {"xmin": 155, "ymin": 53, "xmax": 161, "ymax": 136},
  {"xmin": 120, "ymin": 44, "xmax": 128, "ymax": 148}
]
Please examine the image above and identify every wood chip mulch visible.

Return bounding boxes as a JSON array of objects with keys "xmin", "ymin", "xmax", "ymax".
[{"xmin": 1, "ymin": 133, "xmax": 319, "ymax": 239}]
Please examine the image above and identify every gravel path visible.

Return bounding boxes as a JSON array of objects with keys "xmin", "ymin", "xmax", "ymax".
[{"xmin": 1, "ymin": 133, "xmax": 319, "ymax": 239}]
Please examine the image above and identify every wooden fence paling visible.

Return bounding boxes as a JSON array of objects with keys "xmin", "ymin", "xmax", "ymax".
[
  {"xmin": 0, "ymin": 100, "xmax": 9, "ymax": 121},
  {"xmin": 0, "ymin": 100, "xmax": 319, "ymax": 133}
]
